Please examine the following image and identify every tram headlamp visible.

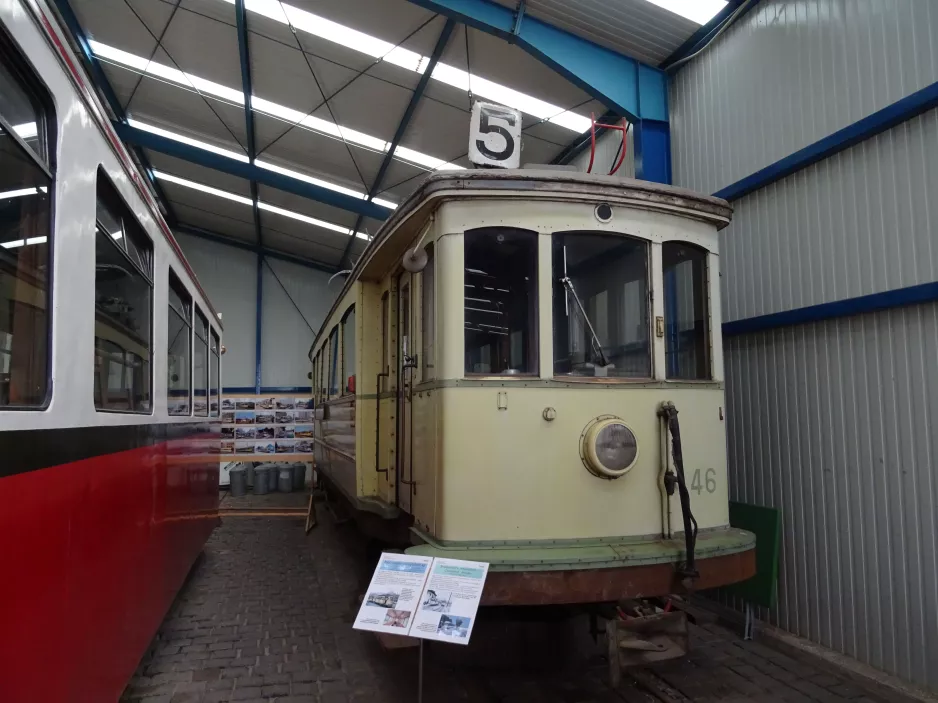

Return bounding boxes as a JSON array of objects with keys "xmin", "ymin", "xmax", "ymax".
[{"xmin": 580, "ymin": 417, "xmax": 638, "ymax": 479}]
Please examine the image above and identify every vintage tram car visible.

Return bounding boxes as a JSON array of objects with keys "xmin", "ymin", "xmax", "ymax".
[{"xmin": 310, "ymin": 169, "xmax": 756, "ymax": 606}]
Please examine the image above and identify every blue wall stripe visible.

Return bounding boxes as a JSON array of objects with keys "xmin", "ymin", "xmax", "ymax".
[
  {"xmin": 722, "ymin": 282, "xmax": 938, "ymax": 336},
  {"xmin": 714, "ymin": 79, "xmax": 938, "ymax": 202}
]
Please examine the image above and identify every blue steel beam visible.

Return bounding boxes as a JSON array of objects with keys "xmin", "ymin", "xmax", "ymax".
[
  {"xmin": 113, "ymin": 122, "xmax": 393, "ymax": 220},
  {"xmin": 340, "ymin": 17, "xmax": 456, "ymax": 268},
  {"xmin": 50, "ymin": 0, "xmax": 179, "ymax": 225},
  {"xmin": 235, "ymin": 0, "xmax": 264, "ymax": 249},
  {"xmin": 405, "ymin": 0, "xmax": 668, "ymax": 123},
  {"xmin": 174, "ymin": 223, "xmax": 338, "ymax": 274}
]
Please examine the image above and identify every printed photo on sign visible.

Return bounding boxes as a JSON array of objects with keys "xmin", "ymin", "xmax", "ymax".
[
  {"xmin": 366, "ymin": 590, "xmax": 400, "ymax": 609},
  {"xmin": 222, "ymin": 398, "xmax": 236, "ymax": 411},
  {"xmin": 436, "ymin": 615, "xmax": 471, "ymax": 639},
  {"xmin": 383, "ymin": 610, "xmax": 410, "ymax": 629},
  {"xmin": 255, "ymin": 411, "xmax": 275, "ymax": 424},
  {"xmin": 235, "ymin": 441, "xmax": 254, "ymax": 454},
  {"xmin": 295, "ymin": 425, "xmax": 313, "ymax": 438},
  {"xmin": 276, "ymin": 397, "xmax": 295, "ymax": 409},
  {"xmin": 221, "ymin": 427, "xmax": 235, "ymax": 439},
  {"xmin": 220, "ymin": 441, "xmax": 234, "ymax": 454},
  {"xmin": 194, "ymin": 400, "xmax": 207, "ymax": 415},
  {"xmin": 221, "ymin": 411, "xmax": 235, "ymax": 423},
  {"xmin": 234, "ymin": 411, "xmax": 254, "ymax": 425},
  {"xmin": 255, "ymin": 442, "xmax": 275, "ymax": 455},
  {"xmin": 421, "ymin": 589, "xmax": 453, "ymax": 614},
  {"xmin": 294, "ymin": 410, "xmax": 312, "ymax": 423},
  {"xmin": 275, "ymin": 426, "xmax": 294, "ymax": 439},
  {"xmin": 295, "ymin": 439, "xmax": 313, "ymax": 453},
  {"xmin": 256, "ymin": 425, "xmax": 275, "ymax": 439},
  {"xmin": 297, "ymin": 398, "xmax": 313, "ymax": 409},
  {"xmin": 275, "ymin": 411, "xmax": 294, "ymax": 424},
  {"xmin": 236, "ymin": 398, "xmax": 255, "ymax": 410},
  {"xmin": 275, "ymin": 440, "xmax": 295, "ymax": 453},
  {"xmin": 258, "ymin": 397, "xmax": 275, "ymax": 410},
  {"xmin": 235, "ymin": 427, "xmax": 256, "ymax": 439}
]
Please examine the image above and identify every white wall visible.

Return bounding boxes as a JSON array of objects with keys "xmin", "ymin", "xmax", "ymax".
[{"xmin": 174, "ymin": 232, "xmax": 336, "ymax": 390}]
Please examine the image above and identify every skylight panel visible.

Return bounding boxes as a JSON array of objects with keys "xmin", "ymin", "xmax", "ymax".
[
  {"xmin": 255, "ymin": 160, "xmax": 397, "ymax": 210},
  {"xmin": 128, "ymin": 119, "xmax": 249, "ymax": 162},
  {"xmin": 0, "ymin": 187, "xmax": 45, "ymax": 199},
  {"xmin": 217, "ymin": 0, "xmax": 590, "ymax": 133},
  {"xmin": 13, "ymin": 122, "xmax": 37, "ymax": 139},
  {"xmin": 93, "ymin": 43, "xmax": 459, "ymax": 174},
  {"xmin": 642, "ymin": 0, "xmax": 727, "ymax": 25},
  {"xmin": 153, "ymin": 170, "xmax": 357, "ymax": 238}
]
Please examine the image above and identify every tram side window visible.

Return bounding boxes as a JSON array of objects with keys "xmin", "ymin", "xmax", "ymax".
[
  {"xmin": 210, "ymin": 328, "xmax": 220, "ymax": 415},
  {"xmin": 663, "ymin": 242, "xmax": 710, "ymax": 380},
  {"xmin": 464, "ymin": 228, "xmax": 538, "ymax": 375},
  {"xmin": 320, "ymin": 338, "xmax": 330, "ymax": 401},
  {"xmin": 193, "ymin": 307, "xmax": 208, "ymax": 416},
  {"xmin": 0, "ymin": 43, "xmax": 54, "ymax": 408},
  {"xmin": 341, "ymin": 306, "xmax": 355, "ymax": 395},
  {"xmin": 552, "ymin": 232, "xmax": 650, "ymax": 378},
  {"xmin": 328, "ymin": 326, "xmax": 339, "ymax": 397},
  {"xmin": 167, "ymin": 270, "xmax": 191, "ymax": 415},
  {"xmin": 94, "ymin": 171, "xmax": 152, "ymax": 412},
  {"xmin": 311, "ymin": 350, "xmax": 320, "ymax": 405}
]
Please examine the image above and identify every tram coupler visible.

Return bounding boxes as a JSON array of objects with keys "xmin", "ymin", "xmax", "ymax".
[{"xmin": 605, "ymin": 602, "xmax": 689, "ymax": 688}]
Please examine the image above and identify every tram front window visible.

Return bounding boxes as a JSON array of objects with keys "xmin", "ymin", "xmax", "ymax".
[
  {"xmin": 464, "ymin": 227, "xmax": 538, "ymax": 375},
  {"xmin": 552, "ymin": 232, "xmax": 650, "ymax": 378}
]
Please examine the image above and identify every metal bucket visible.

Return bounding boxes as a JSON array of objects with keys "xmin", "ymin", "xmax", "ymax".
[
  {"xmin": 246, "ymin": 463, "xmax": 255, "ymax": 487},
  {"xmin": 278, "ymin": 468, "xmax": 293, "ymax": 493},
  {"xmin": 291, "ymin": 463, "xmax": 306, "ymax": 490},
  {"xmin": 229, "ymin": 467, "xmax": 247, "ymax": 497},
  {"xmin": 253, "ymin": 466, "xmax": 270, "ymax": 495}
]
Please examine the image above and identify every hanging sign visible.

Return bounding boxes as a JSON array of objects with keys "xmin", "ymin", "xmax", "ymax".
[
  {"xmin": 353, "ymin": 552, "xmax": 489, "ymax": 645},
  {"xmin": 468, "ymin": 101, "xmax": 522, "ymax": 169}
]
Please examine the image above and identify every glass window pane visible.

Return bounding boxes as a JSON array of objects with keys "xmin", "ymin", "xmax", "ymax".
[
  {"xmin": 210, "ymin": 341, "xmax": 220, "ymax": 417},
  {"xmin": 552, "ymin": 232, "xmax": 650, "ymax": 378},
  {"xmin": 193, "ymin": 308, "xmax": 208, "ymax": 415},
  {"xmin": 342, "ymin": 307, "xmax": 355, "ymax": 395},
  {"xmin": 328, "ymin": 327, "xmax": 339, "ymax": 396},
  {"xmin": 0, "ymin": 149, "xmax": 51, "ymax": 406},
  {"xmin": 95, "ymin": 223, "xmax": 151, "ymax": 411},
  {"xmin": 167, "ymin": 308, "xmax": 190, "ymax": 415},
  {"xmin": 0, "ymin": 60, "xmax": 46, "ymax": 163},
  {"xmin": 464, "ymin": 228, "xmax": 538, "ymax": 375},
  {"xmin": 663, "ymin": 242, "xmax": 710, "ymax": 380},
  {"xmin": 422, "ymin": 247, "xmax": 434, "ymax": 377}
]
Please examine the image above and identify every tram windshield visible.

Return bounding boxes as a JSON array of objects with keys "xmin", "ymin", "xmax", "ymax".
[{"xmin": 552, "ymin": 232, "xmax": 650, "ymax": 378}]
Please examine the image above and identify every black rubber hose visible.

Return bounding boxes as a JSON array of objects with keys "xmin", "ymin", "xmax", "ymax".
[{"xmin": 660, "ymin": 403, "xmax": 699, "ymax": 579}]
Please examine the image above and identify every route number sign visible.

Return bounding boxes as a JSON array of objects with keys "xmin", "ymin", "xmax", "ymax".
[{"xmin": 468, "ymin": 101, "xmax": 522, "ymax": 169}]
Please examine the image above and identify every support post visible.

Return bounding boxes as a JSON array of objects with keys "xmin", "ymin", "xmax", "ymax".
[
  {"xmin": 634, "ymin": 119, "xmax": 672, "ymax": 185},
  {"xmin": 255, "ymin": 253, "xmax": 264, "ymax": 394}
]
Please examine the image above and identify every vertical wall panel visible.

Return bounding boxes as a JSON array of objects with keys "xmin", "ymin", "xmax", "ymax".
[
  {"xmin": 717, "ymin": 108, "xmax": 938, "ymax": 322},
  {"xmin": 174, "ymin": 232, "xmax": 257, "ymax": 387},
  {"xmin": 260, "ymin": 258, "xmax": 333, "ymax": 388},
  {"xmin": 671, "ymin": 0, "xmax": 938, "ymax": 195},
  {"xmin": 724, "ymin": 304, "xmax": 938, "ymax": 691},
  {"xmin": 567, "ymin": 127, "xmax": 635, "ymax": 178}
]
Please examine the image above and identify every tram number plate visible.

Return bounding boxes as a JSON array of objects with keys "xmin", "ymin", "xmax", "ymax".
[
  {"xmin": 691, "ymin": 468, "xmax": 717, "ymax": 495},
  {"xmin": 469, "ymin": 101, "xmax": 522, "ymax": 169}
]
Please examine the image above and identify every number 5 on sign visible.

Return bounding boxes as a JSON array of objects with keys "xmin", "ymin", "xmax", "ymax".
[{"xmin": 469, "ymin": 102, "xmax": 522, "ymax": 169}]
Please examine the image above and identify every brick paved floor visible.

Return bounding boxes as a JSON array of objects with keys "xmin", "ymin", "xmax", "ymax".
[{"xmin": 121, "ymin": 509, "xmax": 909, "ymax": 703}]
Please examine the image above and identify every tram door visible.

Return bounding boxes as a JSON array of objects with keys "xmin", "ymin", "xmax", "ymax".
[{"xmin": 396, "ymin": 271, "xmax": 414, "ymax": 514}]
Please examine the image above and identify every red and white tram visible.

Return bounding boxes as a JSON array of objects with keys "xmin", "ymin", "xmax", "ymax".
[{"xmin": 0, "ymin": 1, "xmax": 222, "ymax": 700}]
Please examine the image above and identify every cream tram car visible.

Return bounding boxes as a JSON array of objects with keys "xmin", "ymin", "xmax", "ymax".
[{"xmin": 310, "ymin": 170, "xmax": 756, "ymax": 605}]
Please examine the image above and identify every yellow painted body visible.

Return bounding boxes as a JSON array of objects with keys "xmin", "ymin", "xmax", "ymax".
[{"xmin": 311, "ymin": 171, "xmax": 742, "ymax": 566}]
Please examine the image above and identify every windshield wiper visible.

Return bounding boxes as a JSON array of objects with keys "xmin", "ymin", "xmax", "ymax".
[{"xmin": 561, "ymin": 276, "xmax": 609, "ymax": 368}]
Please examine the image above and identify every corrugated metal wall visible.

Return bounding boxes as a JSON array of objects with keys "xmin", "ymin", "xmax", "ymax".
[
  {"xmin": 175, "ymin": 233, "xmax": 334, "ymax": 389},
  {"xmin": 669, "ymin": 0, "xmax": 938, "ymax": 692},
  {"xmin": 672, "ymin": 0, "xmax": 938, "ymax": 196},
  {"xmin": 567, "ymin": 127, "xmax": 635, "ymax": 178}
]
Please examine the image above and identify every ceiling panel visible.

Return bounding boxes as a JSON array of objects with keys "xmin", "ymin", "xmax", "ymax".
[
  {"xmin": 318, "ymin": 71, "xmax": 414, "ymax": 146},
  {"xmin": 174, "ymin": 201, "xmax": 259, "ymax": 244},
  {"xmin": 73, "ymin": 0, "xmax": 166, "ymax": 56},
  {"xmin": 261, "ymin": 225, "xmax": 349, "ymax": 265},
  {"xmin": 157, "ymin": 5, "xmax": 241, "ymax": 91},
  {"xmin": 256, "ymin": 184, "xmax": 360, "ymax": 232}
]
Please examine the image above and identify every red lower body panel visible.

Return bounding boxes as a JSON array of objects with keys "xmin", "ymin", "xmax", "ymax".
[{"xmin": 0, "ymin": 432, "xmax": 219, "ymax": 702}]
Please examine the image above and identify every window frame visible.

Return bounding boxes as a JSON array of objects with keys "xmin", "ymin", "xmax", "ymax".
[
  {"xmin": 550, "ymin": 230, "xmax": 653, "ymax": 381},
  {"xmin": 327, "ymin": 325, "xmax": 340, "ymax": 398},
  {"xmin": 0, "ymin": 31, "xmax": 57, "ymax": 410},
  {"xmin": 662, "ymin": 240, "xmax": 712, "ymax": 381},
  {"xmin": 93, "ymin": 168, "xmax": 154, "ymax": 415},
  {"xmin": 421, "ymin": 244, "xmax": 435, "ymax": 380},
  {"xmin": 193, "ymin": 305, "xmax": 209, "ymax": 417},
  {"xmin": 463, "ymin": 227, "xmax": 540, "ymax": 377},
  {"xmin": 166, "ymin": 268, "xmax": 192, "ymax": 416},
  {"xmin": 340, "ymin": 304, "xmax": 355, "ymax": 396},
  {"xmin": 210, "ymin": 327, "xmax": 220, "ymax": 416}
]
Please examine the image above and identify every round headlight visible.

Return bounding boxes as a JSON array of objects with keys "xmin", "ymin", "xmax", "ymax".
[{"xmin": 581, "ymin": 417, "xmax": 639, "ymax": 479}]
